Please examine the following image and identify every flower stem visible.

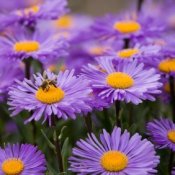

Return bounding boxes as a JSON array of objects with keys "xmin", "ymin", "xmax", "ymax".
[
  {"xmin": 137, "ymin": 0, "xmax": 144, "ymax": 12},
  {"xmin": 103, "ymin": 108, "xmax": 112, "ymax": 132},
  {"xmin": 169, "ymin": 76, "xmax": 175, "ymax": 122},
  {"xmin": 169, "ymin": 75, "xmax": 175, "ymax": 172},
  {"xmin": 52, "ymin": 118, "xmax": 64, "ymax": 173},
  {"xmin": 124, "ymin": 38, "xmax": 130, "ymax": 48},
  {"xmin": 115, "ymin": 100, "xmax": 121, "ymax": 127},
  {"xmin": 84, "ymin": 113, "xmax": 93, "ymax": 134},
  {"xmin": 24, "ymin": 59, "xmax": 32, "ymax": 79},
  {"xmin": 169, "ymin": 150, "xmax": 174, "ymax": 174}
]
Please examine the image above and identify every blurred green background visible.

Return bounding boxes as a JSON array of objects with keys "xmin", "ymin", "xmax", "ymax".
[{"xmin": 68, "ymin": 0, "xmax": 137, "ymax": 15}]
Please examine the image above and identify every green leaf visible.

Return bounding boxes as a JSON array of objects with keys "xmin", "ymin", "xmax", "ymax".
[
  {"xmin": 61, "ymin": 137, "xmax": 69, "ymax": 171},
  {"xmin": 59, "ymin": 126, "xmax": 67, "ymax": 140},
  {"xmin": 41, "ymin": 129, "xmax": 55, "ymax": 151}
]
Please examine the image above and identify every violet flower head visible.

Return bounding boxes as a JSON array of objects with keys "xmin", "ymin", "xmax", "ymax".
[
  {"xmin": 107, "ymin": 42, "xmax": 161, "ymax": 62},
  {"xmin": 8, "ymin": 70, "xmax": 92, "ymax": 125},
  {"xmin": 69, "ymin": 127, "xmax": 159, "ymax": 174},
  {"xmin": 82, "ymin": 57, "xmax": 162, "ymax": 105},
  {"xmin": 147, "ymin": 118, "xmax": 175, "ymax": 151},
  {"xmin": 0, "ymin": 143, "xmax": 46, "ymax": 175},
  {"xmin": 90, "ymin": 12, "xmax": 164, "ymax": 41},
  {"xmin": 0, "ymin": 27, "xmax": 68, "ymax": 63},
  {"xmin": 0, "ymin": 59, "xmax": 23, "ymax": 102},
  {"xmin": 4, "ymin": 0, "xmax": 68, "ymax": 28}
]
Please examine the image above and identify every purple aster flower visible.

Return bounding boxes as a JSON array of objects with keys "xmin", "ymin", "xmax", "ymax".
[
  {"xmin": 82, "ymin": 57, "xmax": 162, "ymax": 105},
  {"xmin": 69, "ymin": 127, "xmax": 159, "ymax": 174},
  {"xmin": 53, "ymin": 14, "xmax": 93, "ymax": 41},
  {"xmin": 8, "ymin": 70, "xmax": 92, "ymax": 125},
  {"xmin": 88, "ymin": 91, "xmax": 110, "ymax": 111},
  {"xmin": 0, "ymin": 143, "xmax": 46, "ymax": 175},
  {"xmin": 0, "ymin": 58, "xmax": 23, "ymax": 102},
  {"xmin": 147, "ymin": 118, "xmax": 175, "ymax": 151},
  {"xmin": 90, "ymin": 12, "xmax": 164, "ymax": 40},
  {"xmin": 0, "ymin": 27, "xmax": 68, "ymax": 63},
  {"xmin": 4, "ymin": 0, "xmax": 68, "ymax": 28},
  {"xmin": 107, "ymin": 43, "xmax": 161, "ymax": 61}
]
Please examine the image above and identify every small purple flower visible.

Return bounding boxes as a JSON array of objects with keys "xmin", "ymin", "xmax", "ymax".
[
  {"xmin": 53, "ymin": 14, "xmax": 93, "ymax": 41},
  {"xmin": 69, "ymin": 127, "xmax": 159, "ymax": 174},
  {"xmin": 107, "ymin": 43, "xmax": 161, "ymax": 61},
  {"xmin": 8, "ymin": 70, "xmax": 92, "ymax": 125},
  {"xmin": 4, "ymin": 0, "xmax": 68, "ymax": 28},
  {"xmin": 147, "ymin": 118, "xmax": 175, "ymax": 151},
  {"xmin": 0, "ymin": 143, "xmax": 46, "ymax": 175},
  {"xmin": 0, "ymin": 58, "xmax": 23, "ymax": 102},
  {"xmin": 82, "ymin": 57, "xmax": 162, "ymax": 105},
  {"xmin": 90, "ymin": 12, "xmax": 164, "ymax": 40},
  {"xmin": 0, "ymin": 27, "xmax": 68, "ymax": 63}
]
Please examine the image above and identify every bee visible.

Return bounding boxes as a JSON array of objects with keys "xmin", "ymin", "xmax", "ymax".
[{"xmin": 40, "ymin": 72, "xmax": 57, "ymax": 92}]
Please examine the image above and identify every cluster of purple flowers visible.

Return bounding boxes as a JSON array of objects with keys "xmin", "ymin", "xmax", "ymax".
[{"xmin": 0, "ymin": 0, "xmax": 175, "ymax": 174}]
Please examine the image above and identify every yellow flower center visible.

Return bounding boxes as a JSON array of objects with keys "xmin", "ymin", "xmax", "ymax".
[
  {"xmin": 35, "ymin": 85, "xmax": 65, "ymax": 104},
  {"xmin": 106, "ymin": 72, "xmax": 134, "ymax": 89},
  {"xmin": 159, "ymin": 59, "xmax": 175, "ymax": 73},
  {"xmin": 114, "ymin": 20, "xmax": 141, "ymax": 34},
  {"xmin": 14, "ymin": 41, "xmax": 40, "ymax": 53},
  {"xmin": 100, "ymin": 151, "xmax": 128, "ymax": 172},
  {"xmin": 168, "ymin": 130, "xmax": 175, "ymax": 143},
  {"xmin": 16, "ymin": 5, "xmax": 39, "ymax": 16},
  {"xmin": 2, "ymin": 158, "xmax": 24, "ymax": 175},
  {"xmin": 24, "ymin": 5, "xmax": 39, "ymax": 14},
  {"xmin": 117, "ymin": 48, "xmax": 139, "ymax": 58},
  {"xmin": 55, "ymin": 15, "xmax": 73, "ymax": 29},
  {"xmin": 89, "ymin": 46, "xmax": 107, "ymax": 55}
]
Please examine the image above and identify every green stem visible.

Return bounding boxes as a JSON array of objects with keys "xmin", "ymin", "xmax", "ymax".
[
  {"xmin": 137, "ymin": 0, "xmax": 144, "ymax": 12},
  {"xmin": 169, "ymin": 76, "xmax": 175, "ymax": 122},
  {"xmin": 52, "ymin": 118, "xmax": 64, "ymax": 173},
  {"xmin": 84, "ymin": 113, "xmax": 93, "ymax": 134},
  {"xmin": 103, "ymin": 108, "xmax": 111, "ymax": 132},
  {"xmin": 24, "ymin": 59, "xmax": 32, "ymax": 79},
  {"xmin": 169, "ymin": 75, "xmax": 175, "ymax": 173},
  {"xmin": 115, "ymin": 100, "xmax": 121, "ymax": 127},
  {"xmin": 169, "ymin": 150, "xmax": 174, "ymax": 174}
]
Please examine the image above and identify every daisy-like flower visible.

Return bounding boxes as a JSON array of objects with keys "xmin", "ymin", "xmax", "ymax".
[
  {"xmin": 108, "ymin": 43, "xmax": 161, "ymax": 61},
  {"xmin": 0, "ymin": 27, "xmax": 68, "ymax": 63},
  {"xmin": 8, "ymin": 70, "xmax": 92, "ymax": 124},
  {"xmin": 53, "ymin": 14, "xmax": 93, "ymax": 41},
  {"xmin": 5, "ymin": 0, "xmax": 68, "ymax": 28},
  {"xmin": 0, "ymin": 59, "xmax": 23, "ymax": 102},
  {"xmin": 82, "ymin": 57, "xmax": 162, "ymax": 105},
  {"xmin": 69, "ymin": 127, "xmax": 159, "ymax": 174},
  {"xmin": 90, "ymin": 12, "xmax": 164, "ymax": 40},
  {"xmin": 147, "ymin": 118, "xmax": 175, "ymax": 151},
  {"xmin": 0, "ymin": 143, "xmax": 46, "ymax": 175},
  {"xmin": 145, "ymin": 56, "xmax": 175, "ymax": 77}
]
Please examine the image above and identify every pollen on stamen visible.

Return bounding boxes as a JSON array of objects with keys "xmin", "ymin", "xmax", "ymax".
[
  {"xmin": 14, "ymin": 41, "xmax": 40, "ymax": 53},
  {"xmin": 158, "ymin": 59, "xmax": 175, "ymax": 73},
  {"xmin": 168, "ymin": 130, "xmax": 175, "ymax": 143},
  {"xmin": 100, "ymin": 151, "xmax": 128, "ymax": 172},
  {"xmin": 35, "ymin": 85, "xmax": 65, "ymax": 104},
  {"xmin": 55, "ymin": 15, "xmax": 74, "ymax": 29},
  {"xmin": 106, "ymin": 72, "xmax": 134, "ymax": 89},
  {"xmin": 16, "ymin": 5, "xmax": 39, "ymax": 16},
  {"xmin": 113, "ymin": 20, "xmax": 141, "ymax": 34},
  {"xmin": 2, "ymin": 158, "xmax": 24, "ymax": 175},
  {"xmin": 117, "ymin": 48, "xmax": 139, "ymax": 58},
  {"xmin": 89, "ymin": 46, "xmax": 107, "ymax": 55}
]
